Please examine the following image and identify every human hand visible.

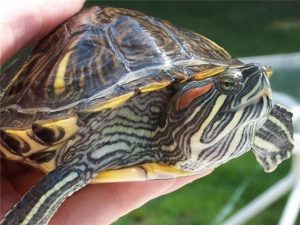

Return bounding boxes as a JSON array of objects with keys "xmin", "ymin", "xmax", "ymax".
[{"xmin": 0, "ymin": 1, "xmax": 213, "ymax": 224}]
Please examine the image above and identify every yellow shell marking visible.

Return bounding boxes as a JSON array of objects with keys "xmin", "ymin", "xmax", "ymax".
[
  {"xmin": 54, "ymin": 51, "xmax": 72, "ymax": 95},
  {"xmin": 33, "ymin": 115, "xmax": 80, "ymax": 144},
  {"xmin": 92, "ymin": 163, "xmax": 194, "ymax": 183},
  {"xmin": 1, "ymin": 55, "xmax": 37, "ymax": 94},
  {"xmin": 1, "ymin": 129, "xmax": 47, "ymax": 157},
  {"xmin": 28, "ymin": 142, "xmax": 65, "ymax": 173},
  {"xmin": 39, "ymin": 158, "xmax": 57, "ymax": 173},
  {"xmin": 139, "ymin": 80, "xmax": 172, "ymax": 93},
  {"xmin": 84, "ymin": 92, "xmax": 135, "ymax": 112},
  {"xmin": 193, "ymin": 66, "xmax": 226, "ymax": 80},
  {"xmin": 0, "ymin": 145, "xmax": 24, "ymax": 161},
  {"xmin": 1, "ymin": 115, "xmax": 79, "ymax": 167},
  {"xmin": 83, "ymin": 80, "xmax": 173, "ymax": 113}
]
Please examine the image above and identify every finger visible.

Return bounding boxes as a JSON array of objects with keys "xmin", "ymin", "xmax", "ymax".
[
  {"xmin": 161, "ymin": 168, "xmax": 214, "ymax": 195},
  {"xmin": 51, "ymin": 179, "xmax": 177, "ymax": 225},
  {"xmin": 2, "ymin": 169, "xmax": 213, "ymax": 224},
  {"xmin": 0, "ymin": 0, "xmax": 86, "ymax": 65},
  {"xmin": 0, "ymin": 165, "xmax": 44, "ymax": 218},
  {"xmin": 1, "ymin": 158, "xmax": 44, "ymax": 194},
  {"xmin": 9, "ymin": 169, "xmax": 45, "ymax": 195},
  {"xmin": 0, "ymin": 159, "xmax": 35, "ymax": 177},
  {"xmin": 0, "ymin": 159, "xmax": 43, "ymax": 216},
  {"xmin": 0, "ymin": 174, "xmax": 21, "ymax": 217},
  {"xmin": 51, "ymin": 170, "xmax": 213, "ymax": 225}
]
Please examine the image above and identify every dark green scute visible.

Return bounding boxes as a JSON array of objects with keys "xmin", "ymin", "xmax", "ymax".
[
  {"xmin": 160, "ymin": 21, "xmax": 237, "ymax": 64},
  {"xmin": 108, "ymin": 15, "xmax": 190, "ymax": 70},
  {"xmin": 0, "ymin": 24, "xmax": 72, "ymax": 110}
]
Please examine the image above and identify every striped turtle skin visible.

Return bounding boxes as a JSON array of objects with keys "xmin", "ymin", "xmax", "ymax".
[{"xmin": 0, "ymin": 6, "xmax": 294, "ymax": 225}]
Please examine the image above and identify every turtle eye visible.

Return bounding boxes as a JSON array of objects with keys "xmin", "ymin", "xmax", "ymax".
[{"xmin": 217, "ymin": 75, "xmax": 241, "ymax": 95}]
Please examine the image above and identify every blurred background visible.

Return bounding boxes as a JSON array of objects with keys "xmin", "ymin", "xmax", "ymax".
[{"xmin": 83, "ymin": 1, "xmax": 300, "ymax": 225}]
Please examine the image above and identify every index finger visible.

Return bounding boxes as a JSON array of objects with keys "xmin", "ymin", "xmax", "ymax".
[{"xmin": 0, "ymin": 0, "xmax": 86, "ymax": 65}]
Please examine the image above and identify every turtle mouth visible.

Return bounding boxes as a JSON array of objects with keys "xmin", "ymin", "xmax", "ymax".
[{"xmin": 227, "ymin": 88, "xmax": 272, "ymax": 113}]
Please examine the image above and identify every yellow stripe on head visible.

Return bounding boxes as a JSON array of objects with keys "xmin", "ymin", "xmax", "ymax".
[{"xmin": 190, "ymin": 94, "xmax": 227, "ymax": 152}]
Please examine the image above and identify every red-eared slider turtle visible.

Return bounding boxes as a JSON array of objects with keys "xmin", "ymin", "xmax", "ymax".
[{"xmin": 0, "ymin": 6, "xmax": 294, "ymax": 225}]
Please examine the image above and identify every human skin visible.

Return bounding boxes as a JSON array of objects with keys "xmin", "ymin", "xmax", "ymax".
[{"xmin": 0, "ymin": 0, "xmax": 213, "ymax": 224}]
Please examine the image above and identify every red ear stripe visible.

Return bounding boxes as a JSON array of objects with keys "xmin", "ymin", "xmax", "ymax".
[{"xmin": 176, "ymin": 83, "xmax": 213, "ymax": 111}]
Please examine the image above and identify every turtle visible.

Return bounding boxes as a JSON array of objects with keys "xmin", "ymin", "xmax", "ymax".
[{"xmin": 0, "ymin": 6, "xmax": 294, "ymax": 225}]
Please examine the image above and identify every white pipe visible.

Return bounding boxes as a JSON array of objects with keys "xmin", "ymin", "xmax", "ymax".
[
  {"xmin": 221, "ymin": 134, "xmax": 300, "ymax": 225},
  {"xmin": 279, "ymin": 176, "xmax": 300, "ymax": 225},
  {"xmin": 279, "ymin": 134, "xmax": 300, "ymax": 225},
  {"xmin": 221, "ymin": 173, "xmax": 296, "ymax": 225}
]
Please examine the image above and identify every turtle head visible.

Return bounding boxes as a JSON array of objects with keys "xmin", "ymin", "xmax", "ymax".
[{"xmin": 168, "ymin": 64, "xmax": 274, "ymax": 171}]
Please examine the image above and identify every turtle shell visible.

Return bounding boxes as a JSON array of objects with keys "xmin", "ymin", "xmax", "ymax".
[{"xmin": 0, "ymin": 6, "xmax": 241, "ymax": 173}]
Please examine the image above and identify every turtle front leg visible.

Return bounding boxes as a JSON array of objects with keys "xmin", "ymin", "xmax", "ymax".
[
  {"xmin": 0, "ymin": 162, "xmax": 90, "ymax": 225},
  {"xmin": 0, "ymin": 133, "xmax": 163, "ymax": 224}
]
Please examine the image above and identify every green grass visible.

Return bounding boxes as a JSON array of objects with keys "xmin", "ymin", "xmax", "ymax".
[{"xmin": 83, "ymin": 1, "xmax": 300, "ymax": 225}]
